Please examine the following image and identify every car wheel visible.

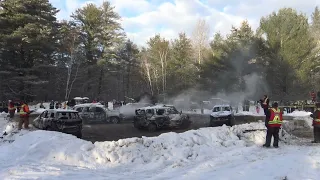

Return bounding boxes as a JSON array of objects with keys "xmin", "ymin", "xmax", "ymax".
[
  {"xmin": 110, "ymin": 117, "xmax": 120, "ymax": 124},
  {"xmin": 147, "ymin": 123, "xmax": 157, "ymax": 132}
]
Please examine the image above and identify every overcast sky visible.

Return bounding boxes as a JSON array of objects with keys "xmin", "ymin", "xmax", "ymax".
[{"xmin": 49, "ymin": 0, "xmax": 319, "ymax": 46}]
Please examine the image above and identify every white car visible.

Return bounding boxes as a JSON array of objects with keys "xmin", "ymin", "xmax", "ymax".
[
  {"xmin": 210, "ymin": 105, "xmax": 235, "ymax": 126},
  {"xmin": 73, "ymin": 103, "xmax": 120, "ymax": 124}
]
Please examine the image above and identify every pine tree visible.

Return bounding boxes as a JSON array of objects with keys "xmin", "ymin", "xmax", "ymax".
[
  {"xmin": 168, "ymin": 32, "xmax": 195, "ymax": 93},
  {"xmin": 259, "ymin": 8, "xmax": 316, "ymax": 100},
  {"xmin": 0, "ymin": 0, "xmax": 59, "ymax": 101}
]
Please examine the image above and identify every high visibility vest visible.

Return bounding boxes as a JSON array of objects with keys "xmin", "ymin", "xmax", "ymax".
[
  {"xmin": 268, "ymin": 108, "xmax": 282, "ymax": 127},
  {"xmin": 19, "ymin": 104, "xmax": 29, "ymax": 117},
  {"xmin": 313, "ymin": 109, "xmax": 320, "ymax": 126}
]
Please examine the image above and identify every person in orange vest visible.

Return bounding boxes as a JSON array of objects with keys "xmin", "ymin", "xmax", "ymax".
[
  {"xmin": 19, "ymin": 101, "xmax": 30, "ymax": 130},
  {"xmin": 8, "ymin": 100, "xmax": 16, "ymax": 119},
  {"xmin": 263, "ymin": 102, "xmax": 283, "ymax": 148},
  {"xmin": 310, "ymin": 102, "xmax": 320, "ymax": 143}
]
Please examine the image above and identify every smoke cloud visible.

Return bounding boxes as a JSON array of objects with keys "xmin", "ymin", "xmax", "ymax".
[{"xmin": 166, "ymin": 44, "xmax": 269, "ymax": 110}]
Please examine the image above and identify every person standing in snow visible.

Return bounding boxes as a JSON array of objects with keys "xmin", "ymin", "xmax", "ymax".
[
  {"xmin": 263, "ymin": 102, "xmax": 283, "ymax": 148},
  {"xmin": 49, "ymin": 100, "xmax": 54, "ymax": 109},
  {"xmin": 8, "ymin": 100, "xmax": 16, "ymax": 119},
  {"xmin": 310, "ymin": 102, "xmax": 320, "ymax": 143},
  {"xmin": 39, "ymin": 102, "xmax": 45, "ymax": 109},
  {"xmin": 260, "ymin": 95, "xmax": 269, "ymax": 115},
  {"xmin": 18, "ymin": 101, "xmax": 30, "ymax": 130}
]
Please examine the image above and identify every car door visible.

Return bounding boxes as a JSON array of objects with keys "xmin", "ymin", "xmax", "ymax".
[
  {"xmin": 81, "ymin": 107, "xmax": 92, "ymax": 122},
  {"xmin": 38, "ymin": 110, "xmax": 48, "ymax": 129},
  {"xmin": 95, "ymin": 106, "xmax": 106, "ymax": 122}
]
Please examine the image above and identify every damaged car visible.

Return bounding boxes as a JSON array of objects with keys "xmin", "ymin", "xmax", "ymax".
[
  {"xmin": 133, "ymin": 105, "xmax": 191, "ymax": 132},
  {"xmin": 33, "ymin": 109, "xmax": 82, "ymax": 138},
  {"xmin": 73, "ymin": 103, "xmax": 120, "ymax": 124}
]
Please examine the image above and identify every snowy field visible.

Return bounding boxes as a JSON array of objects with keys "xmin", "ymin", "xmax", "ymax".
[{"xmin": 0, "ymin": 111, "xmax": 319, "ymax": 180}]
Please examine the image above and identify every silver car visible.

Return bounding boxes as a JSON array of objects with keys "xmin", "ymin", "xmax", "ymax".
[{"xmin": 73, "ymin": 103, "xmax": 121, "ymax": 124}]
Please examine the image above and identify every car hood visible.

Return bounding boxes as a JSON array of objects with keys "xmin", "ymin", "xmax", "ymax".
[{"xmin": 210, "ymin": 111, "xmax": 232, "ymax": 117}]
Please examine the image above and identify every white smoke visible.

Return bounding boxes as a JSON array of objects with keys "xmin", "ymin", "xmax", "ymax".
[{"xmin": 166, "ymin": 73, "xmax": 269, "ymax": 110}]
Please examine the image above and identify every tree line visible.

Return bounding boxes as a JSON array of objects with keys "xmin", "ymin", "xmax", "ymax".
[{"xmin": 0, "ymin": 0, "xmax": 319, "ymax": 103}]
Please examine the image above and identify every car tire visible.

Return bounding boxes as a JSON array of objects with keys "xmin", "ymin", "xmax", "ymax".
[
  {"xmin": 110, "ymin": 117, "xmax": 120, "ymax": 124},
  {"xmin": 147, "ymin": 123, "xmax": 157, "ymax": 132}
]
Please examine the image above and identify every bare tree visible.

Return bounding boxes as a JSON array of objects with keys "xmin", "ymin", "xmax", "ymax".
[
  {"xmin": 141, "ymin": 53, "xmax": 154, "ymax": 95},
  {"xmin": 62, "ymin": 23, "xmax": 81, "ymax": 101},
  {"xmin": 191, "ymin": 19, "xmax": 210, "ymax": 65}
]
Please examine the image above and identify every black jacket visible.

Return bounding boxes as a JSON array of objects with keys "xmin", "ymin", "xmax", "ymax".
[
  {"xmin": 265, "ymin": 109, "xmax": 271, "ymax": 127},
  {"xmin": 310, "ymin": 110, "xmax": 320, "ymax": 127},
  {"xmin": 260, "ymin": 97, "xmax": 269, "ymax": 109}
]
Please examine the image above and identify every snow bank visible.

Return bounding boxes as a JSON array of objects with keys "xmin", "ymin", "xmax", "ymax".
[
  {"xmin": 235, "ymin": 111, "xmax": 262, "ymax": 116},
  {"xmin": 0, "ymin": 121, "xmax": 317, "ymax": 179},
  {"xmin": 0, "ymin": 123, "xmax": 269, "ymax": 169},
  {"xmin": 286, "ymin": 110, "xmax": 312, "ymax": 117}
]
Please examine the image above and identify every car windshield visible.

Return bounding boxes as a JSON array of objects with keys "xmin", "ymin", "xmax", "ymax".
[
  {"xmin": 167, "ymin": 107, "xmax": 179, "ymax": 114},
  {"xmin": 135, "ymin": 109, "xmax": 145, "ymax": 115},
  {"xmin": 222, "ymin": 106, "xmax": 230, "ymax": 111},
  {"xmin": 57, "ymin": 112, "xmax": 79, "ymax": 119},
  {"xmin": 213, "ymin": 107, "xmax": 220, "ymax": 112}
]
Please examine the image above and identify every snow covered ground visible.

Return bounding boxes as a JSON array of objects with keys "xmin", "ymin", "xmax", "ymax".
[{"xmin": 0, "ymin": 111, "xmax": 319, "ymax": 180}]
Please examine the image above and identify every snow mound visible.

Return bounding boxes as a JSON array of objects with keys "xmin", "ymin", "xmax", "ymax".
[
  {"xmin": 0, "ymin": 123, "xmax": 272, "ymax": 169},
  {"xmin": 286, "ymin": 110, "xmax": 311, "ymax": 117},
  {"xmin": 235, "ymin": 111, "xmax": 262, "ymax": 116}
]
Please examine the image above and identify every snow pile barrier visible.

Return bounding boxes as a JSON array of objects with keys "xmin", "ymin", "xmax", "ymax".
[{"xmin": 0, "ymin": 123, "xmax": 272, "ymax": 169}]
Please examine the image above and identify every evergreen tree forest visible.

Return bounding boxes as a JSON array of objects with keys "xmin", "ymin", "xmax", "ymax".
[{"xmin": 0, "ymin": 0, "xmax": 320, "ymax": 102}]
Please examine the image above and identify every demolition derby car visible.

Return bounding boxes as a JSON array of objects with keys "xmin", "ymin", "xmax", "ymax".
[
  {"xmin": 210, "ymin": 105, "xmax": 235, "ymax": 127},
  {"xmin": 33, "ymin": 109, "xmax": 82, "ymax": 138},
  {"xmin": 73, "ymin": 103, "xmax": 121, "ymax": 124},
  {"xmin": 133, "ymin": 104, "xmax": 191, "ymax": 132}
]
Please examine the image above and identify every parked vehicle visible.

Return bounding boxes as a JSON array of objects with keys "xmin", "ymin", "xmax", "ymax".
[
  {"xmin": 133, "ymin": 104, "xmax": 191, "ymax": 132},
  {"xmin": 73, "ymin": 103, "xmax": 120, "ymax": 124},
  {"xmin": 209, "ymin": 105, "xmax": 235, "ymax": 127},
  {"xmin": 33, "ymin": 109, "xmax": 82, "ymax": 138}
]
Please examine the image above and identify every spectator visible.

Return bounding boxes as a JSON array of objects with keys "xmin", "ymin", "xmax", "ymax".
[{"xmin": 260, "ymin": 95, "xmax": 269, "ymax": 115}]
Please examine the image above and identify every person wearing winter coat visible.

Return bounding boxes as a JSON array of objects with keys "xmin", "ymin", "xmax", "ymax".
[
  {"xmin": 260, "ymin": 95, "xmax": 269, "ymax": 115},
  {"xmin": 39, "ymin": 102, "xmax": 45, "ymax": 109},
  {"xmin": 263, "ymin": 102, "xmax": 283, "ymax": 148},
  {"xmin": 49, "ymin": 100, "xmax": 54, "ymax": 109},
  {"xmin": 310, "ymin": 102, "xmax": 320, "ymax": 143},
  {"xmin": 8, "ymin": 100, "xmax": 16, "ymax": 119},
  {"xmin": 18, "ymin": 102, "xmax": 30, "ymax": 130}
]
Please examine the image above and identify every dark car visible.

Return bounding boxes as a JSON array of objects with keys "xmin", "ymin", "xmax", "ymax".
[{"xmin": 33, "ymin": 109, "xmax": 82, "ymax": 138}]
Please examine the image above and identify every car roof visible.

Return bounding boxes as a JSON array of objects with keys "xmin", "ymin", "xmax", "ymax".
[
  {"xmin": 137, "ymin": 104, "xmax": 174, "ymax": 110},
  {"xmin": 213, "ymin": 105, "xmax": 231, "ymax": 108},
  {"xmin": 45, "ymin": 109, "xmax": 78, "ymax": 113},
  {"xmin": 74, "ymin": 103, "xmax": 104, "ymax": 108}
]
